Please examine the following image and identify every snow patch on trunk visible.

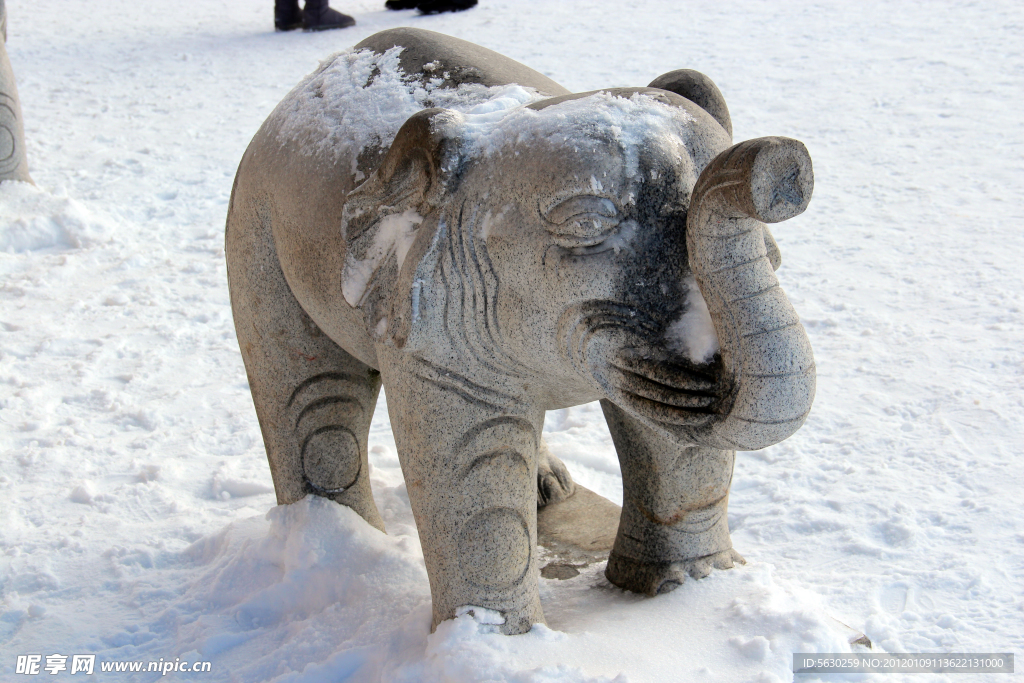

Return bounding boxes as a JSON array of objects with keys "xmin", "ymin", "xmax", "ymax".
[{"xmin": 668, "ymin": 275, "xmax": 720, "ymax": 364}]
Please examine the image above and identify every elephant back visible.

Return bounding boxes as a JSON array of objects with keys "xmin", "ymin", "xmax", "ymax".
[{"xmin": 355, "ymin": 28, "xmax": 569, "ymax": 98}]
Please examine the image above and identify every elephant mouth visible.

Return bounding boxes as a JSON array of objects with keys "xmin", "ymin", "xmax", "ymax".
[
  {"xmin": 558, "ymin": 300, "xmax": 732, "ymax": 433},
  {"xmin": 602, "ymin": 350, "xmax": 728, "ymax": 430}
]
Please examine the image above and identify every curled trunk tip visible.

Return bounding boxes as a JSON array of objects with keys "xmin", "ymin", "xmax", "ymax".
[
  {"xmin": 686, "ymin": 136, "xmax": 815, "ymax": 451},
  {"xmin": 692, "ymin": 136, "xmax": 813, "ymax": 226}
]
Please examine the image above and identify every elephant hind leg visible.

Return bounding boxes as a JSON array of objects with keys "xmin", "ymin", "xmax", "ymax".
[
  {"xmin": 537, "ymin": 439, "xmax": 575, "ymax": 508},
  {"xmin": 226, "ymin": 199, "xmax": 385, "ymax": 531}
]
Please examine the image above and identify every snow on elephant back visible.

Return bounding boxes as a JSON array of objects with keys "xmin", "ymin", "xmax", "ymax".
[{"xmin": 225, "ymin": 27, "xmax": 815, "ymax": 635}]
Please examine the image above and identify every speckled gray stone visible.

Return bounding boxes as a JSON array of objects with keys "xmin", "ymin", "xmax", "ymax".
[
  {"xmin": 226, "ymin": 27, "xmax": 816, "ymax": 634},
  {"xmin": 0, "ymin": 0, "xmax": 32, "ymax": 184}
]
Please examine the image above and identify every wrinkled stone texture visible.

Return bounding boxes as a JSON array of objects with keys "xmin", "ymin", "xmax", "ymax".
[
  {"xmin": 226, "ymin": 28, "xmax": 815, "ymax": 634},
  {"xmin": 0, "ymin": 0, "xmax": 32, "ymax": 183}
]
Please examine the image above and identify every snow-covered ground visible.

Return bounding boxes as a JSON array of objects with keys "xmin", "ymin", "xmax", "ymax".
[{"xmin": 1, "ymin": 0, "xmax": 1021, "ymax": 681}]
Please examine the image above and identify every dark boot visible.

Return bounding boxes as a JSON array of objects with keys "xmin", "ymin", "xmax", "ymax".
[
  {"xmin": 384, "ymin": 0, "xmax": 420, "ymax": 8},
  {"xmin": 416, "ymin": 0, "xmax": 477, "ymax": 13},
  {"xmin": 302, "ymin": 0, "xmax": 355, "ymax": 30},
  {"xmin": 274, "ymin": 0, "xmax": 303, "ymax": 31}
]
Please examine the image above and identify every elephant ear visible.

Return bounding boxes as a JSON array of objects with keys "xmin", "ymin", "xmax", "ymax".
[
  {"xmin": 340, "ymin": 107, "xmax": 464, "ymax": 312},
  {"xmin": 648, "ymin": 69, "xmax": 732, "ymax": 139}
]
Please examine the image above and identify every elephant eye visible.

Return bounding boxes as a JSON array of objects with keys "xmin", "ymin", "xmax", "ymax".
[{"xmin": 542, "ymin": 195, "xmax": 621, "ymax": 249}]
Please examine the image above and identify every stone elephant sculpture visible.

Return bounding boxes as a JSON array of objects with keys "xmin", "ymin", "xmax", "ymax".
[
  {"xmin": 226, "ymin": 27, "xmax": 815, "ymax": 635},
  {"xmin": 1, "ymin": 0, "xmax": 33, "ymax": 183}
]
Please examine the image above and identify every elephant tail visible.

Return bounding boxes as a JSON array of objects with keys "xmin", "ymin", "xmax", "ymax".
[{"xmin": 686, "ymin": 137, "xmax": 815, "ymax": 451}]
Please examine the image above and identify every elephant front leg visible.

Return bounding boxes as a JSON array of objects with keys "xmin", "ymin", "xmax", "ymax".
[
  {"xmin": 601, "ymin": 400, "xmax": 744, "ymax": 596},
  {"xmin": 378, "ymin": 351, "xmax": 545, "ymax": 634}
]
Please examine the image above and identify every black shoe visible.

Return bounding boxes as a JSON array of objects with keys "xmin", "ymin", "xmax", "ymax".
[
  {"xmin": 416, "ymin": 0, "xmax": 478, "ymax": 14},
  {"xmin": 303, "ymin": 0, "xmax": 356, "ymax": 30},
  {"xmin": 275, "ymin": 0, "xmax": 303, "ymax": 30},
  {"xmin": 384, "ymin": 0, "xmax": 420, "ymax": 8}
]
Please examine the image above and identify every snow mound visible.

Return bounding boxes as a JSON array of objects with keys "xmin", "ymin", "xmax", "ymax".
[
  {"xmin": 160, "ymin": 496, "xmax": 430, "ymax": 682},
  {"xmin": 0, "ymin": 181, "xmax": 116, "ymax": 252},
  {"xmin": 91, "ymin": 495, "xmax": 861, "ymax": 682}
]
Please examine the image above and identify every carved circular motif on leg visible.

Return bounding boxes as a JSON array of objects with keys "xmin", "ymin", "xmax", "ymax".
[
  {"xmin": 0, "ymin": 124, "xmax": 15, "ymax": 164},
  {"xmin": 457, "ymin": 507, "xmax": 531, "ymax": 590},
  {"xmin": 301, "ymin": 426, "xmax": 361, "ymax": 494}
]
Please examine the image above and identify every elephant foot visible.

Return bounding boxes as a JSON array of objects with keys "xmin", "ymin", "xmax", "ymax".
[
  {"xmin": 537, "ymin": 440, "xmax": 576, "ymax": 508},
  {"xmin": 605, "ymin": 548, "xmax": 745, "ymax": 597}
]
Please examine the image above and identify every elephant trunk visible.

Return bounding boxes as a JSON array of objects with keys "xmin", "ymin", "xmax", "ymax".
[{"xmin": 686, "ymin": 137, "xmax": 815, "ymax": 451}]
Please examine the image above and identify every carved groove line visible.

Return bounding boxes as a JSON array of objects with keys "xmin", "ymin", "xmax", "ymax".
[
  {"xmin": 460, "ymin": 448, "xmax": 530, "ymax": 481},
  {"xmin": 454, "ymin": 415, "xmax": 539, "ymax": 465},
  {"xmin": 0, "ymin": 126, "xmax": 15, "ymax": 167},
  {"xmin": 294, "ymin": 395, "xmax": 362, "ymax": 430},
  {"xmin": 629, "ymin": 493, "xmax": 727, "ymax": 532},
  {"xmin": 557, "ymin": 301, "xmax": 660, "ymax": 374},
  {"xmin": 286, "ymin": 371, "xmax": 368, "ymax": 408},
  {"xmin": 412, "ymin": 355, "xmax": 517, "ymax": 410},
  {"xmin": 444, "ymin": 201, "xmax": 525, "ymax": 378}
]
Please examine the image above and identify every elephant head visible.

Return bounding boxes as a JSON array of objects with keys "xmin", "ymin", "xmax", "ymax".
[{"xmin": 341, "ymin": 83, "xmax": 814, "ymax": 452}]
